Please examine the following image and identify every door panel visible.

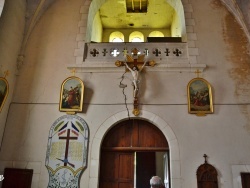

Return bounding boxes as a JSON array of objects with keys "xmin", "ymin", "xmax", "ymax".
[
  {"xmin": 100, "ymin": 152, "xmax": 134, "ymax": 188},
  {"xmin": 2, "ymin": 168, "xmax": 33, "ymax": 188},
  {"xmin": 119, "ymin": 153, "xmax": 134, "ymax": 180},
  {"xmin": 241, "ymin": 173, "xmax": 250, "ymax": 188}
]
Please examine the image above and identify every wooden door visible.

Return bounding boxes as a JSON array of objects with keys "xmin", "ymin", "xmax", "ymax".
[
  {"xmin": 2, "ymin": 168, "xmax": 33, "ymax": 188},
  {"xmin": 99, "ymin": 119, "xmax": 169, "ymax": 188},
  {"xmin": 99, "ymin": 152, "xmax": 134, "ymax": 188},
  {"xmin": 197, "ymin": 163, "xmax": 218, "ymax": 188},
  {"xmin": 241, "ymin": 173, "xmax": 250, "ymax": 188}
]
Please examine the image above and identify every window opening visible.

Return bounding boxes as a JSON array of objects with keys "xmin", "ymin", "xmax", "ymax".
[
  {"xmin": 109, "ymin": 31, "xmax": 124, "ymax": 42},
  {"xmin": 129, "ymin": 31, "xmax": 144, "ymax": 42},
  {"xmin": 149, "ymin": 31, "xmax": 164, "ymax": 37}
]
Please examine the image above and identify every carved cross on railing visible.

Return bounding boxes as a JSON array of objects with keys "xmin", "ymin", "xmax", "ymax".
[
  {"xmin": 144, "ymin": 48, "xmax": 149, "ymax": 56},
  {"xmin": 165, "ymin": 48, "xmax": 170, "ymax": 56},
  {"xmin": 90, "ymin": 49, "xmax": 99, "ymax": 57},
  {"xmin": 153, "ymin": 48, "xmax": 161, "ymax": 57},
  {"xmin": 102, "ymin": 49, "xmax": 108, "ymax": 56},
  {"xmin": 173, "ymin": 48, "xmax": 182, "ymax": 56},
  {"xmin": 111, "ymin": 49, "xmax": 120, "ymax": 57},
  {"xmin": 123, "ymin": 48, "xmax": 128, "ymax": 57}
]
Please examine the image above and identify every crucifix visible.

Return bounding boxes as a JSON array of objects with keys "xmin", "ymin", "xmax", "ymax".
[
  {"xmin": 115, "ymin": 48, "xmax": 156, "ymax": 116},
  {"xmin": 58, "ymin": 129, "xmax": 78, "ymax": 168}
]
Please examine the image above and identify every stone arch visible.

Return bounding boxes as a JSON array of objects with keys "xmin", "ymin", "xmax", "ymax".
[
  {"xmin": 86, "ymin": 0, "xmax": 186, "ymax": 42},
  {"xmin": 0, "ymin": 0, "xmax": 5, "ymax": 17},
  {"xmin": 89, "ymin": 110, "xmax": 181, "ymax": 188}
]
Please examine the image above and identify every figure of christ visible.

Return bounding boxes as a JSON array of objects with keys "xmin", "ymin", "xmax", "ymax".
[{"xmin": 124, "ymin": 61, "xmax": 147, "ymax": 98}]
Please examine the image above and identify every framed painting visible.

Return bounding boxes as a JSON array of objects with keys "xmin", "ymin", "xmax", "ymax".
[
  {"xmin": 0, "ymin": 77, "xmax": 9, "ymax": 112},
  {"xmin": 187, "ymin": 78, "xmax": 213, "ymax": 115},
  {"xmin": 59, "ymin": 76, "xmax": 84, "ymax": 113}
]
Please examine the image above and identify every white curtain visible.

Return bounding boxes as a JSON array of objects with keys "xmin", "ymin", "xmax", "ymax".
[{"xmin": 163, "ymin": 153, "xmax": 169, "ymax": 188}]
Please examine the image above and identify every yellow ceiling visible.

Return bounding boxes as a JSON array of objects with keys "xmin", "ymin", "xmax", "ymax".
[{"xmin": 99, "ymin": 0, "xmax": 175, "ymax": 29}]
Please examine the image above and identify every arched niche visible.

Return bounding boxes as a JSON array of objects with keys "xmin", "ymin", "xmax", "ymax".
[
  {"xmin": 89, "ymin": 110, "xmax": 181, "ymax": 188},
  {"xmin": 196, "ymin": 155, "xmax": 219, "ymax": 188}
]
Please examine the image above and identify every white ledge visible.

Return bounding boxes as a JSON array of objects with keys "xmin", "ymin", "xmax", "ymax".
[{"xmin": 67, "ymin": 62, "xmax": 206, "ymax": 73}]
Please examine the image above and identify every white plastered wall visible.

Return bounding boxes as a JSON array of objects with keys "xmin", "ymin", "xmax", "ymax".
[{"xmin": 0, "ymin": 0, "xmax": 26, "ymax": 146}]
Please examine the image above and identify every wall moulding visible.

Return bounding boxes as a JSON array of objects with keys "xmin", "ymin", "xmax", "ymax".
[{"xmin": 69, "ymin": 42, "xmax": 206, "ymax": 73}]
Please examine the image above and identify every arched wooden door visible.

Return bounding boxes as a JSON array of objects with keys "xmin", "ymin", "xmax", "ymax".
[{"xmin": 99, "ymin": 119, "xmax": 169, "ymax": 188}]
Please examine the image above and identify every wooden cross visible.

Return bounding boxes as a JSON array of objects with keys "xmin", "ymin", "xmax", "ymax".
[
  {"xmin": 203, "ymin": 154, "xmax": 208, "ymax": 164},
  {"xmin": 59, "ymin": 129, "xmax": 78, "ymax": 167},
  {"xmin": 115, "ymin": 48, "xmax": 156, "ymax": 116},
  {"xmin": 195, "ymin": 69, "xmax": 201, "ymax": 78},
  {"xmin": 127, "ymin": 48, "xmax": 145, "ymax": 67}
]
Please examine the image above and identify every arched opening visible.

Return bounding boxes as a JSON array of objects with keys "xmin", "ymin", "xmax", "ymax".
[
  {"xmin": 149, "ymin": 31, "xmax": 165, "ymax": 37},
  {"xmin": 129, "ymin": 31, "xmax": 144, "ymax": 42},
  {"xmin": 99, "ymin": 119, "xmax": 170, "ymax": 188},
  {"xmin": 87, "ymin": 0, "xmax": 186, "ymax": 42},
  {"xmin": 109, "ymin": 31, "xmax": 125, "ymax": 42}
]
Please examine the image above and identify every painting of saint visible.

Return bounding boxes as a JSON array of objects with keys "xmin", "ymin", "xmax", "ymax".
[
  {"xmin": 59, "ymin": 76, "xmax": 84, "ymax": 112},
  {"xmin": 0, "ymin": 78, "xmax": 9, "ymax": 112},
  {"xmin": 187, "ymin": 78, "xmax": 213, "ymax": 114}
]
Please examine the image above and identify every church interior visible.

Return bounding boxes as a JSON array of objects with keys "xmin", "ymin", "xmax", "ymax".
[{"xmin": 0, "ymin": 0, "xmax": 250, "ymax": 187}]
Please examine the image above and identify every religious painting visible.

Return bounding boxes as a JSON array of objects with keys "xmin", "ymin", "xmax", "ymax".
[
  {"xmin": 187, "ymin": 78, "xmax": 213, "ymax": 115},
  {"xmin": 59, "ymin": 76, "xmax": 84, "ymax": 113},
  {"xmin": 0, "ymin": 77, "xmax": 9, "ymax": 112},
  {"xmin": 46, "ymin": 115, "xmax": 89, "ymax": 188}
]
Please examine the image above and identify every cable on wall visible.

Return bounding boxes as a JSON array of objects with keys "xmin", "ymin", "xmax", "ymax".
[{"xmin": 119, "ymin": 71, "xmax": 130, "ymax": 119}]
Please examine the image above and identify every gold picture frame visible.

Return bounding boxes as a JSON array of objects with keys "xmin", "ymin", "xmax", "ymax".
[
  {"xmin": 187, "ymin": 78, "xmax": 213, "ymax": 115},
  {"xmin": 0, "ymin": 77, "xmax": 9, "ymax": 112},
  {"xmin": 59, "ymin": 76, "xmax": 84, "ymax": 113}
]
